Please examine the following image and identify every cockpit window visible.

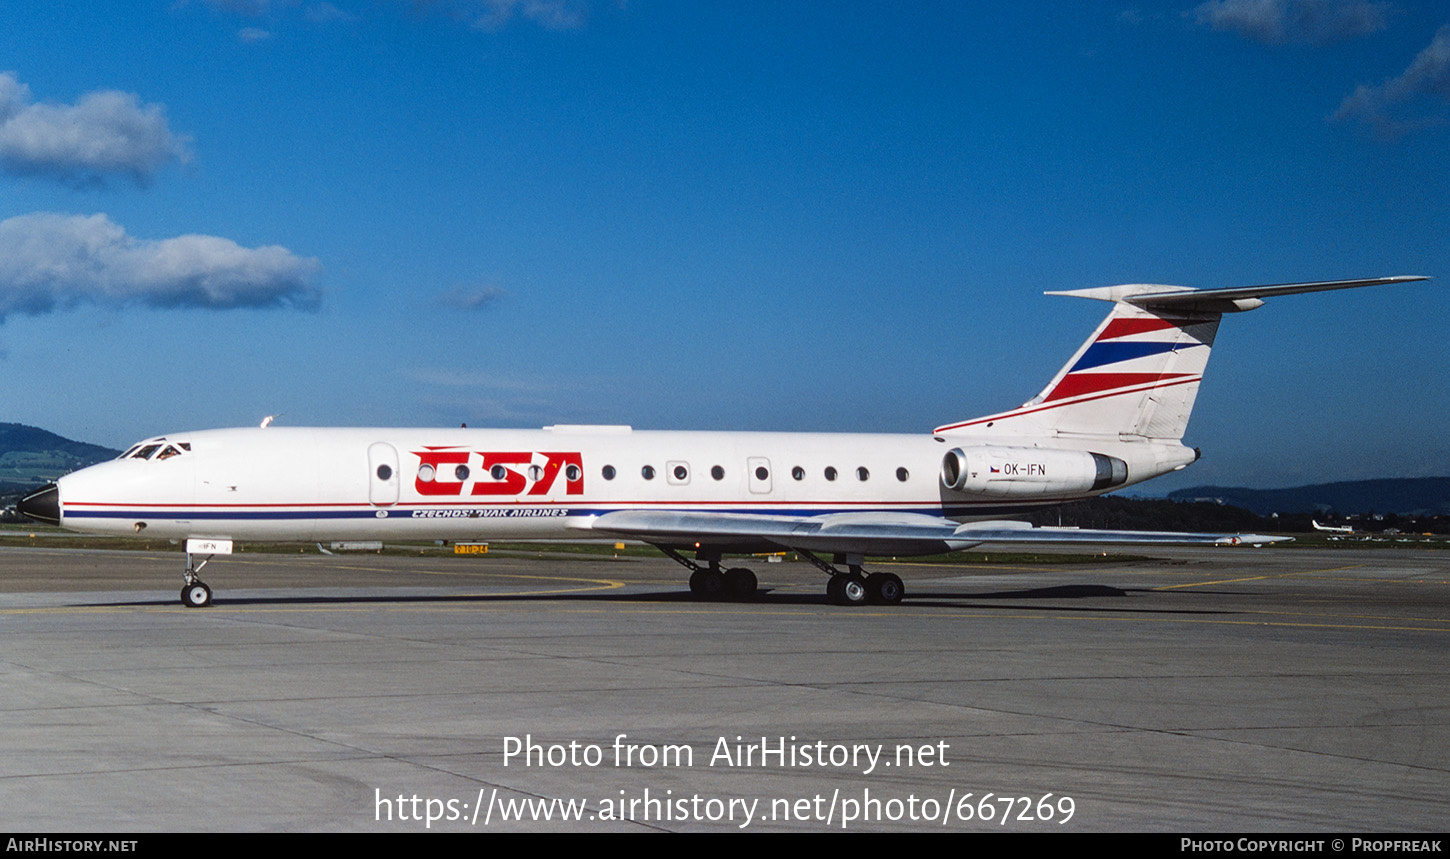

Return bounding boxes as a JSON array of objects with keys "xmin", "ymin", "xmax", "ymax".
[{"xmin": 126, "ymin": 441, "xmax": 189, "ymax": 461}]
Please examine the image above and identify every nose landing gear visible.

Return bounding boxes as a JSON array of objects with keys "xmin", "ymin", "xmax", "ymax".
[{"xmin": 178, "ymin": 540, "xmax": 230, "ymax": 607}]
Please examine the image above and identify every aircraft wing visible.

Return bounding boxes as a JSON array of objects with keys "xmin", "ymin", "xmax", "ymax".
[{"xmin": 574, "ymin": 510, "xmax": 1289, "ymax": 556}]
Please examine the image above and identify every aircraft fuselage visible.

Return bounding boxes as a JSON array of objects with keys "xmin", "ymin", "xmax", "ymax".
[{"xmin": 50, "ymin": 425, "xmax": 1194, "ymax": 546}]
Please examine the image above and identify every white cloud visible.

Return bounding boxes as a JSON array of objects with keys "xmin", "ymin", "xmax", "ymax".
[
  {"xmin": 427, "ymin": 0, "xmax": 590, "ymax": 31},
  {"xmin": 237, "ymin": 26, "xmax": 274, "ymax": 42},
  {"xmin": 0, "ymin": 72, "xmax": 191, "ymax": 186},
  {"xmin": 196, "ymin": 0, "xmax": 274, "ymax": 15},
  {"xmin": 1332, "ymin": 25, "xmax": 1450, "ymax": 135},
  {"xmin": 185, "ymin": 0, "xmax": 594, "ymax": 31},
  {"xmin": 305, "ymin": 3, "xmax": 356, "ymax": 24},
  {"xmin": 438, "ymin": 284, "xmax": 508, "ymax": 311},
  {"xmin": 0, "ymin": 213, "xmax": 321, "ymax": 321},
  {"xmin": 1191, "ymin": 0, "xmax": 1390, "ymax": 44}
]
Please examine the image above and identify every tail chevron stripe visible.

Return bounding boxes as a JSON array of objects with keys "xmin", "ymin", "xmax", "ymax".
[
  {"xmin": 1044, "ymin": 371, "xmax": 1197, "ymax": 402},
  {"xmin": 1068, "ymin": 339, "xmax": 1196, "ymax": 372}
]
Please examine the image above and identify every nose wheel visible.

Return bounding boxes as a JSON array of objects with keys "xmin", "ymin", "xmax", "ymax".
[{"xmin": 181, "ymin": 581, "xmax": 212, "ymax": 608}]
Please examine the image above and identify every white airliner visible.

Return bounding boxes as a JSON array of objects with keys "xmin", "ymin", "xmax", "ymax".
[{"xmin": 17, "ymin": 276, "xmax": 1428, "ymax": 608}]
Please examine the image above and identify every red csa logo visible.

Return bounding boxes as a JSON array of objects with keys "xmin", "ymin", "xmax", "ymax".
[{"xmin": 412, "ymin": 448, "xmax": 584, "ymax": 497}]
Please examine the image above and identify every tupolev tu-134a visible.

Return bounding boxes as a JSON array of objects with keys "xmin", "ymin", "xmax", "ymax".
[{"xmin": 18, "ymin": 275, "xmax": 1430, "ymax": 608}]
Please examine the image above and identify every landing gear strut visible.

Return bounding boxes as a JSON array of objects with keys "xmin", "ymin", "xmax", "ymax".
[
  {"xmin": 799, "ymin": 550, "xmax": 904, "ymax": 606},
  {"xmin": 663, "ymin": 548, "xmax": 758, "ymax": 601},
  {"xmin": 181, "ymin": 551, "xmax": 214, "ymax": 608}
]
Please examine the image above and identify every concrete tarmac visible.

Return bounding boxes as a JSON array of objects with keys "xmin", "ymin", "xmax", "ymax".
[{"xmin": 1, "ymin": 544, "xmax": 1446, "ymax": 832}]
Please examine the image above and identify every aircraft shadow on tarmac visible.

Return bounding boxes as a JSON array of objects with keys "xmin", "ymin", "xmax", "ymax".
[{"xmin": 81, "ymin": 582, "xmax": 1233, "ymax": 615}]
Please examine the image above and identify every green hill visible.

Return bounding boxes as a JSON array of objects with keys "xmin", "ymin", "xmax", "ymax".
[
  {"xmin": 1168, "ymin": 478, "xmax": 1450, "ymax": 516},
  {"xmin": 0, "ymin": 423, "xmax": 122, "ymax": 503}
]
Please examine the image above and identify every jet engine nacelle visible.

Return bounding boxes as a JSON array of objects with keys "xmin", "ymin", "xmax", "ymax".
[{"xmin": 941, "ymin": 446, "xmax": 1128, "ymax": 497}]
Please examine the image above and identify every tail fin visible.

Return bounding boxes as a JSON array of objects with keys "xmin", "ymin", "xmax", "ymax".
[{"xmin": 934, "ymin": 276, "xmax": 1428, "ymax": 441}]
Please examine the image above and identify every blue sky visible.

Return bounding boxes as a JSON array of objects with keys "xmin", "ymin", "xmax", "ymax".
[{"xmin": 0, "ymin": 0, "xmax": 1446, "ymax": 492}]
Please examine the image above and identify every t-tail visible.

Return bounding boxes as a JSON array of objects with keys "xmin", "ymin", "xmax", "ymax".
[{"xmin": 934, "ymin": 276, "xmax": 1429, "ymax": 442}]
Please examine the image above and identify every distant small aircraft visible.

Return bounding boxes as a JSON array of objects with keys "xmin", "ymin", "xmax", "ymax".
[
  {"xmin": 1312, "ymin": 520, "xmax": 1354, "ymax": 534},
  {"xmin": 18, "ymin": 276, "xmax": 1428, "ymax": 607}
]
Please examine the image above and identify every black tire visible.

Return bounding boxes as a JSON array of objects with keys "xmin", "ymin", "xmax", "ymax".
[
  {"xmin": 688, "ymin": 569, "xmax": 725, "ymax": 600},
  {"xmin": 828, "ymin": 574, "xmax": 868, "ymax": 606},
  {"xmin": 867, "ymin": 572, "xmax": 905, "ymax": 605},
  {"xmin": 723, "ymin": 568, "xmax": 757, "ymax": 601},
  {"xmin": 181, "ymin": 582, "xmax": 212, "ymax": 608}
]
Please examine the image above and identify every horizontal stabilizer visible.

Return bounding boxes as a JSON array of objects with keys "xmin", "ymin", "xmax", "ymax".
[{"xmin": 1048, "ymin": 276, "xmax": 1429, "ymax": 313}]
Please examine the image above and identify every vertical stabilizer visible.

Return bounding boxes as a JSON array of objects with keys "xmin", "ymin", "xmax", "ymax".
[
  {"xmin": 933, "ymin": 276, "xmax": 1428, "ymax": 441},
  {"xmin": 936, "ymin": 293, "xmax": 1219, "ymax": 440}
]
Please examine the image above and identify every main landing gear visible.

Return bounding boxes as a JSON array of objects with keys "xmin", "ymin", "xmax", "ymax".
[
  {"xmin": 660, "ymin": 547, "xmax": 905, "ymax": 607},
  {"xmin": 180, "ymin": 551, "xmax": 214, "ymax": 608},
  {"xmin": 798, "ymin": 550, "xmax": 904, "ymax": 607},
  {"xmin": 662, "ymin": 548, "xmax": 759, "ymax": 601}
]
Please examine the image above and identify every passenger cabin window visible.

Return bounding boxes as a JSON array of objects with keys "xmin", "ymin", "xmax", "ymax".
[
  {"xmin": 824, "ymin": 467, "xmax": 837, "ymax": 481},
  {"xmin": 896, "ymin": 467, "xmax": 910, "ymax": 482},
  {"xmin": 755, "ymin": 466, "xmax": 769, "ymax": 481},
  {"xmin": 602, "ymin": 465, "xmax": 616, "ymax": 480},
  {"xmin": 791, "ymin": 466, "xmax": 805, "ymax": 481},
  {"xmin": 642, "ymin": 465, "xmax": 656, "ymax": 480},
  {"xmin": 856, "ymin": 467, "xmax": 870, "ymax": 481},
  {"xmin": 711, "ymin": 465, "xmax": 725, "ymax": 480}
]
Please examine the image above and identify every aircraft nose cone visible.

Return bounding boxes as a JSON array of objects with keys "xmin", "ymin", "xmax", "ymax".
[{"xmin": 17, "ymin": 483, "xmax": 60, "ymax": 526}]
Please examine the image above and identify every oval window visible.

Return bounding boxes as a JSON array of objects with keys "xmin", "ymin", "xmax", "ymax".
[
  {"xmin": 673, "ymin": 465, "xmax": 688, "ymax": 481},
  {"xmin": 824, "ymin": 467, "xmax": 837, "ymax": 481},
  {"xmin": 792, "ymin": 466, "xmax": 805, "ymax": 481},
  {"xmin": 490, "ymin": 464, "xmax": 507, "ymax": 480},
  {"xmin": 418, "ymin": 464, "xmax": 435, "ymax": 482},
  {"xmin": 528, "ymin": 464, "xmax": 543, "ymax": 481},
  {"xmin": 857, "ymin": 467, "xmax": 870, "ymax": 481},
  {"xmin": 602, "ymin": 465, "xmax": 616, "ymax": 480},
  {"xmin": 565, "ymin": 464, "xmax": 581, "ymax": 481},
  {"xmin": 896, "ymin": 467, "xmax": 910, "ymax": 482},
  {"xmin": 755, "ymin": 466, "xmax": 769, "ymax": 481},
  {"xmin": 455, "ymin": 465, "xmax": 470, "ymax": 481},
  {"xmin": 711, "ymin": 465, "xmax": 725, "ymax": 480},
  {"xmin": 642, "ymin": 465, "xmax": 656, "ymax": 480},
  {"xmin": 376, "ymin": 464, "xmax": 393, "ymax": 481}
]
